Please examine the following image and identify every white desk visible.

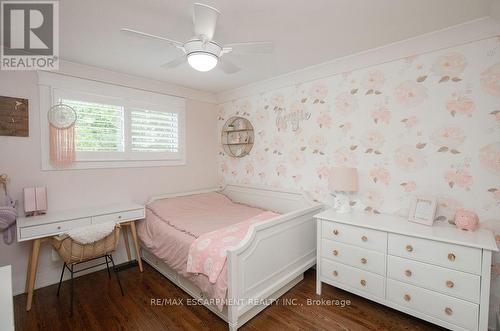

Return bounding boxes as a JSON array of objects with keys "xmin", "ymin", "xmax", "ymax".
[
  {"xmin": 0, "ymin": 265, "xmax": 15, "ymax": 331},
  {"xmin": 17, "ymin": 203, "xmax": 145, "ymax": 311}
]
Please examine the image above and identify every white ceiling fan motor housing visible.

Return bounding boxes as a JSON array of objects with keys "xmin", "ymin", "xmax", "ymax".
[{"xmin": 184, "ymin": 39, "xmax": 222, "ymax": 58}]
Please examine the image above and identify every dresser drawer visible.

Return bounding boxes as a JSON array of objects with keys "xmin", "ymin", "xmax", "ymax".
[
  {"xmin": 19, "ymin": 217, "xmax": 92, "ymax": 239},
  {"xmin": 322, "ymin": 220, "xmax": 387, "ymax": 253},
  {"xmin": 322, "ymin": 239, "xmax": 386, "ymax": 275},
  {"xmin": 387, "ymin": 279, "xmax": 479, "ymax": 331},
  {"xmin": 92, "ymin": 209, "xmax": 144, "ymax": 224},
  {"xmin": 321, "ymin": 258, "xmax": 385, "ymax": 299},
  {"xmin": 387, "ymin": 255, "xmax": 480, "ymax": 303},
  {"xmin": 387, "ymin": 234, "xmax": 482, "ymax": 274}
]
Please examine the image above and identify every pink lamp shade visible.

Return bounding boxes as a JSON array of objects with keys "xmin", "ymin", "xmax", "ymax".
[{"xmin": 329, "ymin": 167, "xmax": 358, "ymax": 192}]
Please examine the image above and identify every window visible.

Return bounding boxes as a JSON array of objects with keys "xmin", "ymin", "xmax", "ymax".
[
  {"xmin": 130, "ymin": 109, "xmax": 178, "ymax": 153},
  {"xmin": 39, "ymin": 73, "xmax": 185, "ymax": 170},
  {"xmin": 64, "ymin": 99, "xmax": 125, "ymax": 152}
]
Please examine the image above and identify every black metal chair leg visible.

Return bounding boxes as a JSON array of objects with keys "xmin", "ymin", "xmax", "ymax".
[
  {"xmin": 57, "ymin": 262, "xmax": 66, "ymax": 297},
  {"xmin": 104, "ymin": 255, "xmax": 111, "ymax": 279},
  {"xmin": 70, "ymin": 264, "xmax": 74, "ymax": 316},
  {"xmin": 108, "ymin": 255, "xmax": 124, "ymax": 296}
]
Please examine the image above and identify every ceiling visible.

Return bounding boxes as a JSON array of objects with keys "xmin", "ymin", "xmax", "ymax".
[{"xmin": 59, "ymin": 0, "xmax": 493, "ymax": 93}]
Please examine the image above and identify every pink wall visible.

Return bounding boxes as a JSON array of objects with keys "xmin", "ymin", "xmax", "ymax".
[{"xmin": 0, "ymin": 70, "xmax": 218, "ymax": 294}]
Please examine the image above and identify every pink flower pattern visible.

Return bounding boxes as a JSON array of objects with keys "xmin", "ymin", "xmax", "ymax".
[
  {"xmin": 393, "ymin": 145, "xmax": 427, "ymax": 172},
  {"xmin": 334, "ymin": 92, "xmax": 358, "ymax": 113},
  {"xmin": 480, "ymin": 63, "xmax": 500, "ymax": 96},
  {"xmin": 431, "ymin": 52, "xmax": 467, "ymax": 76},
  {"xmin": 394, "ymin": 81, "xmax": 428, "ymax": 107},
  {"xmin": 431, "ymin": 127, "xmax": 465, "ymax": 152},
  {"xmin": 446, "ymin": 94, "xmax": 475, "ymax": 117}
]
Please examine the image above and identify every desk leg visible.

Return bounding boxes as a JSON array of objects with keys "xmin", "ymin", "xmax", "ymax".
[
  {"xmin": 25, "ymin": 244, "xmax": 33, "ymax": 293},
  {"xmin": 129, "ymin": 221, "xmax": 143, "ymax": 272},
  {"xmin": 122, "ymin": 226, "xmax": 132, "ymax": 261},
  {"xmin": 26, "ymin": 238, "xmax": 41, "ymax": 311}
]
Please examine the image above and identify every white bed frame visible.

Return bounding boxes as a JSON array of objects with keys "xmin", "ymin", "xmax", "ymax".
[{"xmin": 142, "ymin": 184, "xmax": 323, "ymax": 330}]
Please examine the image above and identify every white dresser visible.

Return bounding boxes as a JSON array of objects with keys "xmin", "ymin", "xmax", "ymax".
[{"xmin": 315, "ymin": 209, "xmax": 498, "ymax": 331}]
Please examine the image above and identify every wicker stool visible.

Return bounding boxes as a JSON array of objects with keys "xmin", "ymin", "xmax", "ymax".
[{"xmin": 51, "ymin": 224, "xmax": 124, "ymax": 315}]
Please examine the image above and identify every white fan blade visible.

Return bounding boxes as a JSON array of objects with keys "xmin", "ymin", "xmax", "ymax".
[
  {"xmin": 223, "ymin": 41, "xmax": 274, "ymax": 54},
  {"xmin": 193, "ymin": 3, "xmax": 220, "ymax": 40},
  {"xmin": 218, "ymin": 58, "xmax": 241, "ymax": 74},
  {"xmin": 121, "ymin": 28, "xmax": 184, "ymax": 48},
  {"xmin": 161, "ymin": 56, "xmax": 186, "ymax": 69}
]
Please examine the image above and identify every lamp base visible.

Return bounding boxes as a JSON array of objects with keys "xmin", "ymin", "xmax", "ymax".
[{"xmin": 328, "ymin": 192, "xmax": 351, "ymax": 213}]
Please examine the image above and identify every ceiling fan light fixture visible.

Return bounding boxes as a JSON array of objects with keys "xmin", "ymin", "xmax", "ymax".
[{"xmin": 187, "ymin": 52, "xmax": 218, "ymax": 72}]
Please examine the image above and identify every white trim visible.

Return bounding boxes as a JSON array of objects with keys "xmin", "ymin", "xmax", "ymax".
[
  {"xmin": 39, "ymin": 72, "xmax": 187, "ymax": 170},
  {"xmin": 216, "ymin": 17, "xmax": 500, "ymax": 103},
  {"xmin": 51, "ymin": 60, "xmax": 217, "ymax": 104}
]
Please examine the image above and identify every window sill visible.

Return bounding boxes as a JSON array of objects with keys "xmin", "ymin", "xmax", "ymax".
[{"xmin": 41, "ymin": 158, "xmax": 186, "ymax": 171}]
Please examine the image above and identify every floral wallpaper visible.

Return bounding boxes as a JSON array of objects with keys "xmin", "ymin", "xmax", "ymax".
[{"xmin": 217, "ymin": 37, "xmax": 500, "ymax": 322}]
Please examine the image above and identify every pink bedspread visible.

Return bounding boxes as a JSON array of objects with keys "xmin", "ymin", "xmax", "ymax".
[
  {"xmin": 187, "ymin": 211, "xmax": 278, "ymax": 283},
  {"xmin": 137, "ymin": 192, "xmax": 278, "ymax": 309}
]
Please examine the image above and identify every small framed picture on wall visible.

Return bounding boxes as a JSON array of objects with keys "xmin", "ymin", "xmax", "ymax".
[{"xmin": 408, "ymin": 195, "xmax": 437, "ymax": 226}]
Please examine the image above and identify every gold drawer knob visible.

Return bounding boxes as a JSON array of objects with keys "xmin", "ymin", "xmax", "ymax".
[
  {"xmin": 361, "ymin": 235, "xmax": 368, "ymax": 242},
  {"xmin": 446, "ymin": 280, "xmax": 454, "ymax": 288},
  {"xmin": 333, "ymin": 270, "xmax": 338, "ymax": 277},
  {"xmin": 406, "ymin": 245, "xmax": 413, "ymax": 252},
  {"xmin": 445, "ymin": 307, "xmax": 453, "ymax": 316},
  {"xmin": 448, "ymin": 253, "xmax": 456, "ymax": 261},
  {"xmin": 404, "ymin": 294, "xmax": 411, "ymax": 302},
  {"xmin": 333, "ymin": 229, "xmax": 339, "ymax": 235},
  {"xmin": 361, "ymin": 258, "xmax": 367, "ymax": 264},
  {"xmin": 332, "ymin": 250, "xmax": 339, "ymax": 256},
  {"xmin": 405, "ymin": 270, "xmax": 412, "ymax": 277},
  {"xmin": 360, "ymin": 279, "xmax": 366, "ymax": 286}
]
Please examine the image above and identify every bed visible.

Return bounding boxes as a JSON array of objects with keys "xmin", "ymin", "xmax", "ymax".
[{"xmin": 138, "ymin": 184, "xmax": 322, "ymax": 330}]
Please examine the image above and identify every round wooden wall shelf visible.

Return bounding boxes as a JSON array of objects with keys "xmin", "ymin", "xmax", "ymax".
[{"xmin": 221, "ymin": 116, "xmax": 254, "ymax": 158}]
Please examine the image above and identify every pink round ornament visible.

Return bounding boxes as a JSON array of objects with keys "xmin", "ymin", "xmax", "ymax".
[{"xmin": 454, "ymin": 209, "xmax": 479, "ymax": 231}]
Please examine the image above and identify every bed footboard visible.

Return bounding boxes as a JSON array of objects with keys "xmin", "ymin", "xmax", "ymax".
[{"xmin": 226, "ymin": 204, "xmax": 322, "ymax": 330}]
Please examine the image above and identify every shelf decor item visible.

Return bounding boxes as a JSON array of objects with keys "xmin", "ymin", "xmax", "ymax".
[
  {"xmin": 47, "ymin": 103, "xmax": 77, "ymax": 168},
  {"xmin": 221, "ymin": 116, "xmax": 254, "ymax": 158},
  {"xmin": 408, "ymin": 195, "xmax": 437, "ymax": 226}
]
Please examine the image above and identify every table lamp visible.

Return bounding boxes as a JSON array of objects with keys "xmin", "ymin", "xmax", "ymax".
[{"xmin": 328, "ymin": 167, "xmax": 358, "ymax": 213}]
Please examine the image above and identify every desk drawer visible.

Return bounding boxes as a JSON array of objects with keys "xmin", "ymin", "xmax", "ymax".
[
  {"xmin": 19, "ymin": 217, "xmax": 91, "ymax": 239},
  {"xmin": 322, "ymin": 239, "xmax": 386, "ymax": 275},
  {"xmin": 388, "ymin": 234, "xmax": 481, "ymax": 274},
  {"xmin": 387, "ymin": 255, "xmax": 480, "ymax": 303},
  {"xmin": 322, "ymin": 220, "xmax": 387, "ymax": 253},
  {"xmin": 92, "ymin": 209, "xmax": 144, "ymax": 224},
  {"xmin": 387, "ymin": 279, "xmax": 479, "ymax": 331},
  {"xmin": 321, "ymin": 258, "xmax": 385, "ymax": 299}
]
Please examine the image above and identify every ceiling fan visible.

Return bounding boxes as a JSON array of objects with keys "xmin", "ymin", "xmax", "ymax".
[{"xmin": 121, "ymin": 3, "xmax": 274, "ymax": 73}]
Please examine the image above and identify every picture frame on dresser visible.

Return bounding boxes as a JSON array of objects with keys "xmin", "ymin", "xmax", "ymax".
[{"xmin": 408, "ymin": 195, "xmax": 437, "ymax": 226}]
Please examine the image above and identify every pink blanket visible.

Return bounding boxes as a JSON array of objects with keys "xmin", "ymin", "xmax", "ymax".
[
  {"xmin": 187, "ymin": 211, "xmax": 278, "ymax": 283},
  {"xmin": 137, "ymin": 192, "xmax": 279, "ymax": 310}
]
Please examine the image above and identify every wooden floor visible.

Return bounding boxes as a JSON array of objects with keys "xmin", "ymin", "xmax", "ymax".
[{"xmin": 14, "ymin": 262, "xmax": 445, "ymax": 331}]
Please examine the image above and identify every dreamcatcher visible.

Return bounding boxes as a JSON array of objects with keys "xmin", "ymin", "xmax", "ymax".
[{"xmin": 48, "ymin": 103, "xmax": 77, "ymax": 167}]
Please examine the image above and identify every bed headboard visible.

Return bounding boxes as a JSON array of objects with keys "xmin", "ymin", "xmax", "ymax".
[{"xmin": 220, "ymin": 184, "xmax": 318, "ymax": 214}]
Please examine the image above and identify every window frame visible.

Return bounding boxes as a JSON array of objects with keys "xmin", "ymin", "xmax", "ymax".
[{"xmin": 39, "ymin": 73, "xmax": 186, "ymax": 170}]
